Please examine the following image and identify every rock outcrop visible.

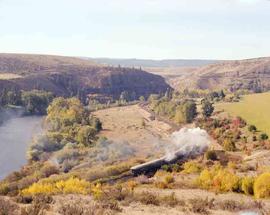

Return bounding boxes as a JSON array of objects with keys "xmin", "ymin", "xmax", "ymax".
[{"xmin": 0, "ymin": 54, "xmax": 170, "ymax": 101}]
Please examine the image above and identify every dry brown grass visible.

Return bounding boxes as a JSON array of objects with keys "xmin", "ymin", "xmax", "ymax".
[
  {"xmin": 0, "ymin": 197, "xmax": 19, "ymax": 215},
  {"xmin": 57, "ymin": 198, "xmax": 118, "ymax": 215}
]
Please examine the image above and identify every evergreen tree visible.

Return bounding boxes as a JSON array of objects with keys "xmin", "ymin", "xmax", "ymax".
[{"xmin": 202, "ymin": 100, "xmax": 214, "ymax": 118}]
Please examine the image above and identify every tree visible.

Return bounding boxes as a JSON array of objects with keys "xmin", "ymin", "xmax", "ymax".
[
  {"xmin": 219, "ymin": 90, "xmax": 225, "ymax": 99},
  {"xmin": 0, "ymin": 88, "xmax": 8, "ymax": 106},
  {"xmin": 208, "ymin": 91, "xmax": 219, "ymax": 100},
  {"xmin": 201, "ymin": 100, "xmax": 214, "ymax": 118},
  {"xmin": 248, "ymin": 125, "xmax": 257, "ymax": 132},
  {"xmin": 90, "ymin": 117, "xmax": 102, "ymax": 132},
  {"xmin": 164, "ymin": 88, "xmax": 173, "ymax": 100},
  {"xmin": 205, "ymin": 150, "xmax": 217, "ymax": 161},
  {"xmin": 174, "ymin": 101, "xmax": 197, "ymax": 124},
  {"xmin": 174, "ymin": 108, "xmax": 185, "ymax": 124},
  {"xmin": 148, "ymin": 94, "xmax": 159, "ymax": 103},
  {"xmin": 139, "ymin": 96, "xmax": 145, "ymax": 102},
  {"xmin": 141, "ymin": 118, "xmax": 146, "ymax": 128},
  {"xmin": 22, "ymin": 90, "xmax": 53, "ymax": 115},
  {"xmin": 46, "ymin": 97, "xmax": 85, "ymax": 131},
  {"xmin": 76, "ymin": 125, "xmax": 97, "ymax": 146},
  {"xmin": 260, "ymin": 133, "xmax": 268, "ymax": 141},
  {"xmin": 119, "ymin": 91, "xmax": 129, "ymax": 103},
  {"xmin": 182, "ymin": 101, "xmax": 197, "ymax": 123},
  {"xmin": 6, "ymin": 90, "xmax": 22, "ymax": 105}
]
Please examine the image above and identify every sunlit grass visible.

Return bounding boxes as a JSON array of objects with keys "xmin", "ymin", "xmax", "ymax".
[
  {"xmin": 217, "ymin": 92, "xmax": 270, "ymax": 135},
  {"xmin": 0, "ymin": 73, "xmax": 22, "ymax": 80}
]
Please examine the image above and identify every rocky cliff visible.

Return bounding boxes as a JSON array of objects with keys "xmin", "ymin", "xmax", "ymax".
[{"xmin": 0, "ymin": 54, "xmax": 170, "ymax": 101}]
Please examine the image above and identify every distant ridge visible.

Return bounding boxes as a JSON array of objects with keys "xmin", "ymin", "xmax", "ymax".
[
  {"xmin": 87, "ymin": 58, "xmax": 221, "ymax": 68},
  {"xmin": 171, "ymin": 57, "xmax": 270, "ymax": 92}
]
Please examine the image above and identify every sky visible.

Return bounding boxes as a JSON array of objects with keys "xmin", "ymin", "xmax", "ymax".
[{"xmin": 0, "ymin": 0, "xmax": 270, "ymax": 60}]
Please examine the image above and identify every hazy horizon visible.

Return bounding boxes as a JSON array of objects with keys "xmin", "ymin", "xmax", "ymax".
[{"xmin": 0, "ymin": 0, "xmax": 270, "ymax": 60}]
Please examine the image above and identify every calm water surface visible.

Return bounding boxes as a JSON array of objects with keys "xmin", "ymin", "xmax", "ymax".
[{"xmin": 0, "ymin": 116, "xmax": 43, "ymax": 179}]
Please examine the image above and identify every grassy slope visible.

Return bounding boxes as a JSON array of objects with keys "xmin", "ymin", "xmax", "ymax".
[{"xmin": 217, "ymin": 92, "xmax": 270, "ymax": 135}]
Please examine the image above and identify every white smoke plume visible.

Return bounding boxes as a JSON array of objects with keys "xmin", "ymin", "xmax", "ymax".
[{"xmin": 165, "ymin": 127, "xmax": 211, "ymax": 162}]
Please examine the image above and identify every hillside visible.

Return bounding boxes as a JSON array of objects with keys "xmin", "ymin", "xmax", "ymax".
[
  {"xmin": 1, "ymin": 102, "xmax": 270, "ymax": 214},
  {"xmin": 0, "ymin": 54, "xmax": 170, "ymax": 101},
  {"xmin": 171, "ymin": 57, "xmax": 270, "ymax": 92}
]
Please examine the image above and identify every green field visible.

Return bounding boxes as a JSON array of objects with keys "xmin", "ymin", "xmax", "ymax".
[{"xmin": 216, "ymin": 92, "xmax": 270, "ymax": 135}]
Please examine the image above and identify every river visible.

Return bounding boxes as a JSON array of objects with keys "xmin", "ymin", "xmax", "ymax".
[{"xmin": 0, "ymin": 116, "xmax": 43, "ymax": 179}]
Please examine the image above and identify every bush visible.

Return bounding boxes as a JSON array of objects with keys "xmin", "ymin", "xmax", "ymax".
[
  {"xmin": 135, "ymin": 175, "xmax": 150, "ymax": 185},
  {"xmin": 205, "ymin": 150, "xmax": 218, "ymax": 161},
  {"xmin": 55, "ymin": 148, "xmax": 80, "ymax": 164},
  {"xmin": 227, "ymin": 161, "xmax": 237, "ymax": 170},
  {"xmin": 182, "ymin": 161, "xmax": 202, "ymax": 174},
  {"xmin": 232, "ymin": 117, "xmax": 246, "ymax": 128},
  {"xmin": 248, "ymin": 125, "xmax": 257, "ymax": 132},
  {"xmin": 216, "ymin": 199, "xmax": 241, "ymax": 212},
  {"xmin": 161, "ymin": 192, "xmax": 183, "ymax": 207},
  {"xmin": 0, "ymin": 183, "xmax": 10, "ymax": 195},
  {"xmin": 22, "ymin": 177, "xmax": 91, "ymax": 196},
  {"xmin": 40, "ymin": 164, "xmax": 59, "ymax": 178},
  {"xmin": 136, "ymin": 192, "xmax": 160, "ymax": 205},
  {"xmin": 197, "ymin": 169, "xmax": 213, "ymax": 190},
  {"xmin": 241, "ymin": 177, "xmax": 254, "ymax": 195},
  {"xmin": 61, "ymin": 159, "xmax": 79, "ymax": 173},
  {"xmin": 188, "ymin": 198, "xmax": 211, "ymax": 214},
  {"xmin": 260, "ymin": 133, "xmax": 269, "ymax": 141},
  {"xmin": 21, "ymin": 195, "xmax": 53, "ymax": 215},
  {"xmin": 0, "ymin": 197, "xmax": 19, "ymax": 215},
  {"xmin": 57, "ymin": 200, "xmax": 108, "ymax": 215},
  {"xmin": 86, "ymin": 163, "xmax": 132, "ymax": 182},
  {"xmin": 197, "ymin": 166, "xmax": 240, "ymax": 192},
  {"xmin": 17, "ymin": 175, "xmax": 39, "ymax": 190},
  {"xmin": 154, "ymin": 181, "xmax": 168, "ymax": 189},
  {"xmin": 223, "ymin": 139, "xmax": 236, "ymax": 151},
  {"xmin": 201, "ymin": 100, "xmax": 214, "ymax": 118},
  {"xmin": 89, "ymin": 117, "xmax": 102, "ymax": 132},
  {"xmin": 126, "ymin": 181, "xmax": 138, "ymax": 191},
  {"xmin": 28, "ymin": 134, "xmax": 64, "ymax": 161},
  {"xmin": 171, "ymin": 164, "xmax": 181, "ymax": 172},
  {"xmin": 56, "ymin": 197, "xmax": 117, "ymax": 215},
  {"xmin": 254, "ymin": 173, "xmax": 270, "ymax": 198},
  {"xmin": 164, "ymin": 175, "xmax": 174, "ymax": 184},
  {"xmin": 161, "ymin": 164, "xmax": 180, "ymax": 172},
  {"xmin": 76, "ymin": 126, "xmax": 97, "ymax": 146},
  {"xmin": 161, "ymin": 164, "xmax": 170, "ymax": 172},
  {"xmin": 154, "ymin": 172, "xmax": 174, "ymax": 189}
]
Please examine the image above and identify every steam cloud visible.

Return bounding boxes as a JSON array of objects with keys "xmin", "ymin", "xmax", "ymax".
[
  {"xmin": 165, "ymin": 127, "xmax": 211, "ymax": 162},
  {"xmin": 93, "ymin": 139, "xmax": 136, "ymax": 162}
]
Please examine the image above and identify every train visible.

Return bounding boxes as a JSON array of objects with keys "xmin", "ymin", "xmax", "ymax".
[
  {"xmin": 130, "ymin": 145, "xmax": 205, "ymax": 176},
  {"xmin": 131, "ymin": 157, "xmax": 167, "ymax": 176},
  {"xmin": 131, "ymin": 151, "xmax": 186, "ymax": 176}
]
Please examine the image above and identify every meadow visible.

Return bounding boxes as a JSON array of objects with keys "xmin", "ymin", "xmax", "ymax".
[{"xmin": 216, "ymin": 92, "xmax": 270, "ymax": 135}]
